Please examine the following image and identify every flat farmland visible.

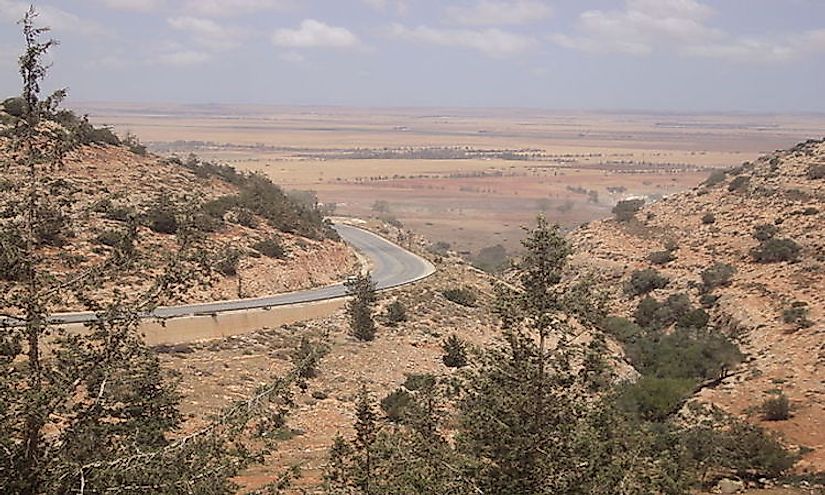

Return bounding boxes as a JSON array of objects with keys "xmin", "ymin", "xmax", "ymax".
[{"xmin": 80, "ymin": 102, "xmax": 825, "ymax": 254}]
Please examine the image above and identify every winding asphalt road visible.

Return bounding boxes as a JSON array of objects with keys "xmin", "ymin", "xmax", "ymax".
[{"xmin": 39, "ymin": 223, "xmax": 435, "ymax": 325}]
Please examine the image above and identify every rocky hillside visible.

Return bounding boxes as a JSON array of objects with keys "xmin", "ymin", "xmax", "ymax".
[
  {"xmin": 570, "ymin": 138, "xmax": 825, "ymax": 471},
  {"xmin": 0, "ymin": 137, "xmax": 356, "ymax": 312}
]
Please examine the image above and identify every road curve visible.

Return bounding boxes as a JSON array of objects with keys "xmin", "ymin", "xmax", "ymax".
[{"xmin": 36, "ymin": 224, "xmax": 435, "ymax": 325}]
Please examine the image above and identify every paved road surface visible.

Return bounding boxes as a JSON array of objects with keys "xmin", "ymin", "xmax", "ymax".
[{"xmin": 15, "ymin": 224, "xmax": 435, "ymax": 325}]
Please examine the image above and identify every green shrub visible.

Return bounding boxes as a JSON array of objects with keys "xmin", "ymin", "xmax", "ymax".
[
  {"xmin": 381, "ymin": 389, "xmax": 412, "ymax": 423},
  {"xmin": 701, "ymin": 262, "xmax": 736, "ymax": 291},
  {"xmin": 253, "ymin": 236, "xmax": 286, "ymax": 259},
  {"xmin": 0, "ymin": 228, "xmax": 27, "ymax": 282},
  {"xmin": 235, "ymin": 208, "xmax": 257, "ymax": 228},
  {"xmin": 2, "ymin": 96, "xmax": 27, "ymax": 117},
  {"xmin": 601, "ymin": 316, "xmax": 644, "ymax": 346},
  {"xmin": 402, "ymin": 373, "xmax": 436, "ymax": 392},
  {"xmin": 761, "ymin": 393, "xmax": 790, "ymax": 421},
  {"xmin": 290, "ymin": 336, "xmax": 327, "ymax": 379},
  {"xmin": 753, "ymin": 223, "xmax": 779, "ymax": 242},
  {"xmin": 95, "ymin": 229, "xmax": 124, "ymax": 247},
  {"xmin": 703, "ymin": 170, "xmax": 727, "ymax": 187},
  {"xmin": 751, "ymin": 238, "xmax": 801, "ymax": 263},
  {"xmin": 699, "ymin": 293, "xmax": 719, "ymax": 308},
  {"xmin": 384, "ymin": 300, "xmax": 407, "ymax": 325},
  {"xmin": 728, "ymin": 175, "xmax": 750, "ymax": 192},
  {"xmin": 648, "ymin": 249, "xmax": 676, "ymax": 265},
  {"xmin": 442, "ymin": 287, "xmax": 477, "ymax": 307},
  {"xmin": 441, "ymin": 334, "xmax": 468, "ymax": 368},
  {"xmin": 807, "ymin": 164, "xmax": 825, "ymax": 180},
  {"xmin": 619, "ymin": 376, "xmax": 696, "ymax": 422},
  {"xmin": 624, "ymin": 268, "xmax": 669, "ymax": 297},
  {"xmin": 701, "ymin": 212, "xmax": 716, "ymax": 224},
  {"xmin": 781, "ymin": 301, "xmax": 813, "ymax": 329},
  {"xmin": 612, "ymin": 198, "xmax": 645, "ymax": 222},
  {"xmin": 216, "ymin": 249, "xmax": 242, "ymax": 276},
  {"xmin": 144, "ymin": 196, "xmax": 178, "ymax": 235},
  {"xmin": 472, "ymin": 244, "xmax": 509, "ymax": 273}
]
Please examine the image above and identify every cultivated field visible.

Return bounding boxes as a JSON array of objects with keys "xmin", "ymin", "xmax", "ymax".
[{"xmin": 81, "ymin": 103, "xmax": 825, "ymax": 255}]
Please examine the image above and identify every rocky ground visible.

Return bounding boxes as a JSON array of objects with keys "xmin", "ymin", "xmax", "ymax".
[{"xmin": 569, "ymin": 138, "xmax": 825, "ymax": 472}]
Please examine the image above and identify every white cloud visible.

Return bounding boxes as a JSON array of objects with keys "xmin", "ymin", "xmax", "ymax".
[
  {"xmin": 0, "ymin": 0, "xmax": 109, "ymax": 37},
  {"xmin": 388, "ymin": 23, "xmax": 535, "ymax": 57},
  {"xmin": 155, "ymin": 49, "xmax": 210, "ymax": 66},
  {"xmin": 168, "ymin": 16, "xmax": 244, "ymax": 50},
  {"xmin": 183, "ymin": 0, "xmax": 291, "ymax": 17},
  {"xmin": 445, "ymin": 1, "xmax": 552, "ymax": 26},
  {"xmin": 98, "ymin": 0, "xmax": 165, "ymax": 12},
  {"xmin": 272, "ymin": 20, "xmax": 360, "ymax": 49},
  {"xmin": 550, "ymin": 0, "xmax": 825, "ymax": 63}
]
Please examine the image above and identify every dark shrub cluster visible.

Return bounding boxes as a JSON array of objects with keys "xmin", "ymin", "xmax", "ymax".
[
  {"xmin": 700, "ymin": 262, "xmax": 736, "ymax": 291},
  {"xmin": 384, "ymin": 300, "xmax": 407, "ymax": 326},
  {"xmin": 761, "ymin": 393, "xmax": 791, "ymax": 421},
  {"xmin": 728, "ymin": 175, "xmax": 750, "ymax": 192},
  {"xmin": 751, "ymin": 238, "xmax": 801, "ymax": 263},
  {"xmin": 612, "ymin": 198, "xmax": 645, "ymax": 222},
  {"xmin": 252, "ymin": 236, "xmax": 286, "ymax": 259},
  {"xmin": 633, "ymin": 293, "xmax": 708, "ymax": 331},
  {"xmin": 441, "ymin": 334, "xmax": 468, "ymax": 368},
  {"xmin": 624, "ymin": 268, "xmax": 669, "ymax": 296},
  {"xmin": 807, "ymin": 164, "xmax": 825, "ymax": 180},
  {"xmin": 781, "ymin": 301, "xmax": 813, "ymax": 329},
  {"xmin": 753, "ymin": 223, "xmax": 779, "ymax": 242},
  {"xmin": 442, "ymin": 287, "xmax": 478, "ymax": 307},
  {"xmin": 216, "ymin": 248, "xmax": 242, "ymax": 276},
  {"xmin": 701, "ymin": 212, "xmax": 716, "ymax": 224}
]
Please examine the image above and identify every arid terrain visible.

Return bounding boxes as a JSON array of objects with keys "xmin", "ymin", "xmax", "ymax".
[{"xmin": 80, "ymin": 103, "xmax": 825, "ymax": 255}]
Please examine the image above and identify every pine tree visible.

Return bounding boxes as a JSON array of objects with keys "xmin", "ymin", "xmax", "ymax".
[{"xmin": 345, "ymin": 272, "xmax": 376, "ymax": 341}]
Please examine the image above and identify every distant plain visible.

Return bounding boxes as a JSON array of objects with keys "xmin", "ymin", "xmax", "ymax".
[{"xmin": 81, "ymin": 103, "xmax": 825, "ymax": 254}]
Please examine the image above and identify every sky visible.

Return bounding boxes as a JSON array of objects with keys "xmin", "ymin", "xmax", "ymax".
[{"xmin": 1, "ymin": 0, "xmax": 824, "ymax": 112}]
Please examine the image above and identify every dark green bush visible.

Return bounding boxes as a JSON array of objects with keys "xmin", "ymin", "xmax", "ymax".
[
  {"xmin": 0, "ymin": 228, "xmax": 27, "ymax": 282},
  {"xmin": 624, "ymin": 268, "xmax": 669, "ymax": 296},
  {"xmin": 2, "ymin": 96, "xmax": 27, "ymax": 117},
  {"xmin": 701, "ymin": 212, "xmax": 716, "ymax": 224},
  {"xmin": 216, "ymin": 249, "xmax": 242, "ymax": 276},
  {"xmin": 441, "ymin": 334, "xmax": 468, "ymax": 368},
  {"xmin": 753, "ymin": 223, "xmax": 779, "ymax": 242},
  {"xmin": 384, "ymin": 300, "xmax": 407, "ymax": 325},
  {"xmin": 472, "ymin": 244, "xmax": 509, "ymax": 273},
  {"xmin": 380, "ymin": 388, "xmax": 412, "ymax": 423},
  {"xmin": 402, "ymin": 373, "xmax": 436, "ymax": 392},
  {"xmin": 703, "ymin": 170, "xmax": 727, "ymax": 187},
  {"xmin": 728, "ymin": 176, "xmax": 750, "ymax": 192},
  {"xmin": 619, "ymin": 376, "xmax": 696, "ymax": 422},
  {"xmin": 601, "ymin": 316, "xmax": 644, "ymax": 346},
  {"xmin": 761, "ymin": 393, "xmax": 790, "ymax": 421},
  {"xmin": 781, "ymin": 301, "xmax": 813, "ymax": 329},
  {"xmin": 95, "ymin": 229, "xmax": 124, "ymax": 247},
  {"xmin": 751, "ymin": 238, "xmax": 801, "ymax": 263},
  {"xmin": 612, "ymin": 198, "xmax": 645, "ymax": 222},
  {"xmin": 253, "ymin": 236, "xmax": 286, "ymax": 259},
  {"xmin": 648, "ymin": 249, "xmax": 676, "ymax": 265},
  {"xmin": 701, "ymin": 262, "xmax": 736, "ymax": 291},
  {"xmin": 442, "ymin": 287, "xmax": 477, "ymax": 307},
  {"xmin": 807, "ymin": 164, "xmax": 825, "ymax": 180},
  {"xmin": 144, "ymin": 196, "xmax": 178, "ymax": 235}
]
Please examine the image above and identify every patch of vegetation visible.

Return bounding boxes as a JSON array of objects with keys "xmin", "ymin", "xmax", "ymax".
[
  {"xmin": 175, "ymin": 156, "xmax": 335, "ymax": 240},
  {"xmin": 384, "ymin": 300, "xmax": 407, "ymax": 326},
  {"xmin": 290, "ymin": 336, "xmax": 327, "ymax": 380},
  {"xmin": 701, "ymin": 262, "xmax": 736, "ymax": 291},
  {"xmin": 703, "ymin": 170, "xmax": 727, "ymax": 187},
  {"xmin": 380, "ymin": 388, "xmax": 412, "ymax": 423},
  {"xmin": 216, "ymin": 248, "xmax": 242, "ymax": 276},
  {"xmin": 252, "ymin": 236, "xmax": 286, "ymax": 259},
  {"xmin": 427, "ymin": 240, "xmax": 451, "ymax": 256},
  {"xmin": 0, "ymin": 228, "xmax": 27, "ymax": 281},
  {"xmin": 753, "ymin": 223, "xmax": 779, "ymax": 242},
  {"xmin": 441, "ymin": 334, "xmax": 468, "ymax": 368},
  {"xmin": 701, "ymin": 212, "xmax": 716, "ymax": 224},
  {"xmin": 807, "ymin": 163, "xmax": 825, "ymax": 180},
  {"xmin": 402, "ymin": 373, "xmax": 436, "ymax": 391},
  {"xmin": 781, "ymin": 301, "xmax": 813, "ymax": 329},
  {"xmin": 624, "ymin": 268, "xmax": 669, "ymax": 297},
  {"xmin": 143, "ymin": 195, "xmax": 179, "ymax": 235},
  {"xmin": 345, "ymin": 272, "xmax": 377, "ymax": 341},
  {"xmin": 761, "ymin": 393, "xmax": 790, "ymax": 421},
  {"xmin": 751, "ymin": 237, "xmax": 801, "ymax": 263},
  {"xmin": 728, "ymin": 175, "xmax": 750, "ymax": 192},
  {"xmin": 648, "ymin": 248, "xmax": 676, "ymax": 265},
  {"xmin": 442, "ymin": 287, "xmax": 478, "ymax": 307},
  {"xmin": 471, "ymin": 244, "xmax": 509, "ymax": 273},
  {"xmin": 612, "ymin": 198, "xmax": 645, "ymax": 222}
]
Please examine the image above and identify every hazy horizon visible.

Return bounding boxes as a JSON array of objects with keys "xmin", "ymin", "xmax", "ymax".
[{"xmin": 2, "ymin": 1, "xmax": 825, "ymax": 113}]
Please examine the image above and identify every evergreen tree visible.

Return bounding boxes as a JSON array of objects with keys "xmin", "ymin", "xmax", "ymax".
[{"xmin": 345, "ymin": 272, "xmax": 376, "ymax": 341}]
